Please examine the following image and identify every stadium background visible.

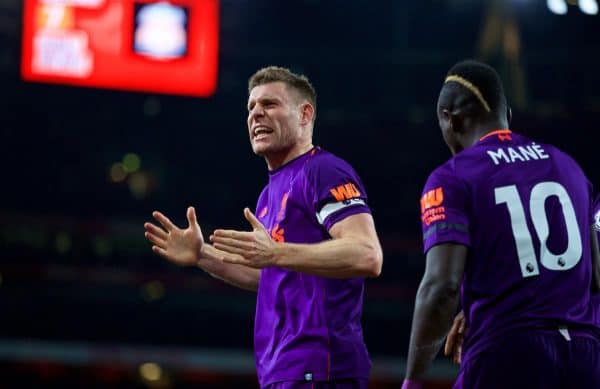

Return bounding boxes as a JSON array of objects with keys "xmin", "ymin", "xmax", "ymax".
[{"xmin": 1, "ymin": 0, "xmax": 599, "ymax": 387}]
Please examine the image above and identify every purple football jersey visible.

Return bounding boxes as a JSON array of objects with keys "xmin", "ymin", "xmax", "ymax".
[
  {"xmin": 254, "ymin": 147, "xmax": 372, "ymax": 387},
  {"xmin": 420, "ymin": 130, "xmax": 599, "ymax": 362}
]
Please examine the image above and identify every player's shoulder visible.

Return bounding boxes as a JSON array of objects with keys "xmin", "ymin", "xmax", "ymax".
[
  {"xmin": 547, "ymin": 143, "xmax": 584, "ymax": 170},
  {"xmin": 421, "ymin": 159, "xmax": 470, "ymax": 205},
  {"xmin": 303, "ymin": 147, "xmax": 359, "ymax": 179},
  {"xmin": 493, "ymin": 132, "xmax": 579, "ymax": 165},
  {"xmin": 425, "ymin": 157, "xmax": 461, "ymax": 187},
  {"xmin": 523, "ymin": 135, "xmax": 588, "ymax": 178},
  {"xmin": 256, "ymin": 183, "xmax": 270, "ymax": 203}
]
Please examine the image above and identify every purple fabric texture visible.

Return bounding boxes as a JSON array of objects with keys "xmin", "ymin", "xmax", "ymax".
[
  {"xmin": 420, "ymin": 131, "xmax": 600, "ymax": 366},
  {"xmin": 253, "ymin": 147, "xmax": 372, "ymax": 388},
  {"xmin": 453, "ymin": 329, "xmax": 600, "ymax": 389}
]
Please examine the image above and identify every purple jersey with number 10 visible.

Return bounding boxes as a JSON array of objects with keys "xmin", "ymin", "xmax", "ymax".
[
  {"xmin": 420, "ymin": 130, "xmax": 599, "ymax": 362},
  {"xmin": 253, "ymin": 147, "xmax": 372, "ymax": 388}
]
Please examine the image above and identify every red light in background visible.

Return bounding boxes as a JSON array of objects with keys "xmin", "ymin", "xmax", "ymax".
[{"xmin": 21, "ymin": 0, "xmax": 219, "ymax": 97}]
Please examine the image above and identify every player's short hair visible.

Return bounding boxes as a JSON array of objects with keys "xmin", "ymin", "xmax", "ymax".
[
  {"xmin": 442, "ymin": 60, "xmax": 507, "ymax": 116},
  {"xmin": 248, "ymin": 66, "xmax": 317, "ymax": 120}
]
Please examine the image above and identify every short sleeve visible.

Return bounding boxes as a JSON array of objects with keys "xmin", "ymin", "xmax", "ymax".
[
  {"xmin": 305, "ymin": 154, "xmax": 371, "ymax": 231},
  {"xmin": 421, "ymin": 166, "xmax": 471, "ymax": 253}
]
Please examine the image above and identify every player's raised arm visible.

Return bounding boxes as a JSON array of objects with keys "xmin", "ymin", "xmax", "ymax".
[
  {"xmin": 144, "ymin": 206, "xmax": 260, "ymax": 291},
  {"xmin": 212, "ymin": 208, "xmax": 382, "ymax": 278},
  {"xmin": 272, "ymin": 212, "xmax": 382, "ymax": 278},
  {"xmin": 404, "ymin": 244, "xmax": 466, "ymax": 383}
]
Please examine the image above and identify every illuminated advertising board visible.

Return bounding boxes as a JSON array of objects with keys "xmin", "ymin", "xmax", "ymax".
[{"xmin": 21, "ymin": 0, "xmax": 219, "ymax": 97}]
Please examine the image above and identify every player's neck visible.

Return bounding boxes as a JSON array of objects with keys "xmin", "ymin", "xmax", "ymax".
[
  {"xmin": 265, "ymin": 142, "xmax": 314, "ymax": 171},
  {"xmin": 468, "ymin": 122, "xmax": 510, "ymax": 147}
]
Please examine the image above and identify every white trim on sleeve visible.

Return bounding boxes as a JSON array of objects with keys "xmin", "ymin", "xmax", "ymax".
[{"xmin": 316, "ymin": 199, "xmax": 366, "ymax": 225}]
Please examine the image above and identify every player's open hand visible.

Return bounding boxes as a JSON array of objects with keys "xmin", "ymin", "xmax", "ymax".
[
  {"xmin": 210, "ymin": 208, "xmax": 276, "ymax": 268},
  {"xmin": 444, "ymin": 310, "xmax": 466, "ymax": 364},
  {"xmin": 144, "ymin": 206, "xmax": 204, "ymax": 266}
]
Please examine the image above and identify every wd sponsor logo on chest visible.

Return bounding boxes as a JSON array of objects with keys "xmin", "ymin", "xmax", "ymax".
[{"xmin": 486, "ymin": 142, "xmax": 549, "ymax": 165}]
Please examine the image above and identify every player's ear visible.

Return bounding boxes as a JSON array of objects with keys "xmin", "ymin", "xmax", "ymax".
[
  {"xmin": 299, "ymin": 102, "xmax": 314, "ymax": 126},
  {"xmin": 444, "ymin": 108, "xmax": 461, "ymax": 135},
  {"xmin": 440, "ymin": 108, "xmax": 452, "ymax": 128}
]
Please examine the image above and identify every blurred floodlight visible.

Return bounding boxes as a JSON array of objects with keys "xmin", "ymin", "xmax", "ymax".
[
  {"xmin": 123, "ymin": 153, "xmax": 141, "ymax": 173},
  {"xmin": 92, "ymin": 236, "xmax": 112, "ymax": 257},
  {"xmin": 579, "ymin": 0, "xmax": 599, "ymax": 14},
  {"xmin": 139, "ymin": 362, "xmax": 162, "ymax": 382},
  {"xmin": 129, "ymin": 172, "xmax": 150, "ymax": 199},
  {"xmin": 547, "ymin": 0, "xmax": 568, "ymax": 13},
  {"xmin": 110, "ymin": 163, "xmax": 127, "ymax": 182},
  {"xmin": 55, "ymin": 232, "xmax": 72, "ymax": 254},
  {"xmin": 141, "ymin": 280, "xmax": 165, "ymax": 302}
]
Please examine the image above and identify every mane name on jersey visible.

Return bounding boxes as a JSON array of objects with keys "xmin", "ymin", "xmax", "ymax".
[{"xmin": 486, "ymin": 142, "xmax": 549, "ymax": 165}]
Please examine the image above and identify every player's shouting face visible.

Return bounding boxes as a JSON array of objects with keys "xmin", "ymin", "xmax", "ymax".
[{"xmin": 247, "ymin": 81, "xmax": 310, "ymax": 159}]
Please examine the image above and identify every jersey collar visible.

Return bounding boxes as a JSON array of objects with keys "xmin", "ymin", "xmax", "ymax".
[{"xmin": 479, "ymin": 129, "xmax": 512, "ymax": 142}]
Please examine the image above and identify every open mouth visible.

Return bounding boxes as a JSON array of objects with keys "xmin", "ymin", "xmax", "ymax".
[{"xmin": 253, "ymin": 126, "xmax": 273, "ymax": 140}]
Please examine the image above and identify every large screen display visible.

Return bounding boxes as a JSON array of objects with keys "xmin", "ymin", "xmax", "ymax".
[{"xmin": 21, "ymin": 0, "xmax": 219, "ymax": 97}]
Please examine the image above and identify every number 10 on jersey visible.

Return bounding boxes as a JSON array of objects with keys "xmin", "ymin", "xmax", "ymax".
[{"xmin": 495, "ymin": 182, "xmax": 583, "ymax": 278}]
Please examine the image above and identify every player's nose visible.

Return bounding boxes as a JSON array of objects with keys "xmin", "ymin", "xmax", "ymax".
[{"xmin": 248, "ymin": 108, "xmax": 265, "ymax": 127}]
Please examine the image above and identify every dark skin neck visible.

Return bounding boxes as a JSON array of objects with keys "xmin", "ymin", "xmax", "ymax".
[
  {"xmin": 449, "ymin": 117, "xmax": 510, "ymax": 155},
  {"xmin": 460, "ymin": 122, "xmax": 508, "ymax": 145},
  {"xmin": 438, "ymin": 81, "xmax": 512, "ymax": 155}
]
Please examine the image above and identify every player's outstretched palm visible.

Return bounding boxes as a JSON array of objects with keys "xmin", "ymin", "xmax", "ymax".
[
  {"xmin": 210, "ymin": 207, "xmax": 276, "ymax": 268},
  {"xmin": 144, "ymin": 206, "xmax": 204, "ymax": 266}
]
